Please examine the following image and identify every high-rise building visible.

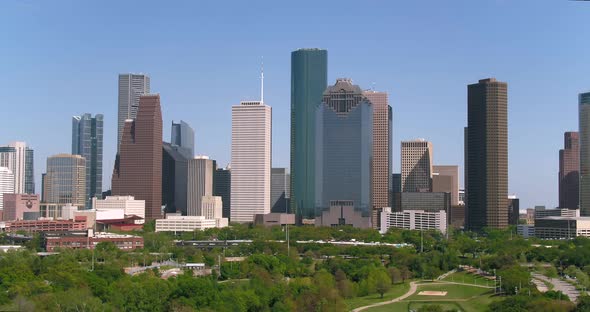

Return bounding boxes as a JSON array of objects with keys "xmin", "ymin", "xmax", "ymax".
[
  {"xmin": 364, "ymin": 90, "xmax": 393, "ymax": 227},
  {"xmin": 580, "ymin": 92, "xmax": 590, "ymax": 215},
  {"xmin": 290, "ymin": 48, "xmax": 328, "ymax": 223},
  {"xmin": 162, "ymin": 142, "xmax": 189, "ymax": 214},
  {"xmin": 24, "ymin": 147, "xmax": 34, "ymax": 194},
  {"xmin": 508, "ymin": 195, "xmax": 520, "ymax": 226},
  {"xmin": 171, "ymin": 120, "xmax": 195, "ymax": 158},
  {"xmin": 43, "ymin": 154, "xmax": 86, "ymax": 207},
  {"xmin": 559, "ymin": 131, "xmax": 579, "ymax": 209},
  {"xmin": 401, "ymin": 140, "xmax": 433, "ymax": 192},
  {"xmin": 0, "ymin": 167, "xmax": 15, "ymax": 211},
  {"xmin": 117, "ymin": 73, "xmax": 150, "ymax": 151},
  {"xmin": 315, "ymin": 78, "xmax": 373, "ymax": 225},
  {"xmin": 466, "ymin": 78, "xmax": 508, "ymax": 230},
  {"xmin": 231, "ymin": 99, "xmax": 271, "ymax": 223},
  {"xmin": 187, "ymin": 156, "xmax": 215, "ymax": 216},
  {"xmin": 432, "ymin": 165, "xmax": 460, "ymax": 206},
  {"xmin": 214, "ymin": 166, "xmax": 231, "ymax": 220},
  {"xmin": 72, "ymin": 113, "xmax": 104, "ymax": 208},
  {"xmin": 271, "ymin": 168, "xmax": 290, "ymax": 213},
  {"xmin": 0, "ymin": 142, "xmax": 30, "ymax": 194},
  {"xmin": 112, "ymin": 94, "xmax": 163, "ymax": 220},
  {"xmin": 392, "ymin": 173, "xmax": 402, "ymax": 193}
]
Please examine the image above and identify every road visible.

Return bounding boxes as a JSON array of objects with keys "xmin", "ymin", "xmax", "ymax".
[
  {"xmin": 352, "ymin": 281, "xmax": 419, "ymax": 312},
  {"xmin": 532, "ymin": 273, "xmax": 579, "ymax": 302}
]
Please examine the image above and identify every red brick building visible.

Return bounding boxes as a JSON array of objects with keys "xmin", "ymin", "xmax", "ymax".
[
  {"xmin": 6, "ymin": 218, "xmax": 87, "ymax": 233},
  {"xmin": 559, "ymin": 131, "xmax": 579, "ymax": 209}
]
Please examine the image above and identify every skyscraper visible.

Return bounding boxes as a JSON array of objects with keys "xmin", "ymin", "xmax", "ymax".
[
  {"xmin": 117, "ymin": 73, "xmax": 150, "ymax": 151},
  {"xmin": 315, "ymin": 78, "xmax": 373, "ymax": 223},
  {"xmin": 364, "ymin": 90, "xmax": 393, "ymax": 227},
  {"xmin": 162, "ymin": 142, "xmax": 189, "ymax": 214},
  {"xmin": 466, "ymin": 78, "xmax": 508, "ymax": 230},
  {"xmin": 187, "ymin": 156, "xmax": 215, "ymax": 216},
  {"xmin": 112, "ymin": 94, "xmax": 163, "ymax": 220},
  {"xmin": 231, "ymin": 99, "xmax": 271, "ymax": 223},
  {"xmin": 401, "ymin": 140, "xmax": 433, "ymax": 192},
  {"xmin": 24, "ymin": 147, "xmax": 34, "ymax": 194},
  {"xmin": 171, "ymin": 120, "xmax": 195, "ymax": 158},
  {"xmin": 433, "ymin": 165, "xmax": 460, "ymax": 206},
  {"xmin": 290, "ymin": 48, "xmax": 328, "ymax": 223},
  {"xmin": 43, "ymin": 154, "xmax": 86, "ymax": 207},
  {"xmin": 0, "ymin": 167, "xmax": 14, "ymax": 211},
  {"xmin": 271, "ymin": 168, "xmax": 290, "ymax": 213},
  {"xmin": 580, "ymin": 92, "xmax": 590, "ymax": 215},
  {"xmin": 214, "ymin": 166, "xmax": 231, "ymax": 220},
  {"xmin": 559, "ymin": 131, "xmax": 579, "ymax": 209},
  {"xmin": 72, "ymin": 113, "xmax": 104, "ymax": 208},
  {"xmin": 0, "ymin": 142, "xmax": 29, "ymax": 194}
]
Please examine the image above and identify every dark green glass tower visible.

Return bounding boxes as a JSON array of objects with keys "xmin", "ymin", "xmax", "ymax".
[{"xmin": 290, "ymin": 48, "xmax": 328, "ymax": 222}]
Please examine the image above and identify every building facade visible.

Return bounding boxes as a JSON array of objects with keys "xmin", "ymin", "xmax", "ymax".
[
  {"xmin": 290, "ymin": 48, "xmax": 328, "ymax": 223},
  {"xmin": 432, "ymin": 165, "xmax": 459, "ymax": 206},
  {"xmin": 2, "ymin": 194, "xmax": 40, "ymax": 221},
  {"xmin": 44, "ymin": 154, "xmax": 86, "ymax": 207},
  {"xmin": 0, "ymin": 167, "xmax": 15, "ymax": 211},
  {"xmin": 24, "ymin": 147, "xmax": 34, "ymax": 194},
  {"xmin": 392, "ymin": 192, "xmax": 451, "ymax": 213},
  {"xmin": 580, "ymin": 92, "xmax": 590, "ymax": 215},
  {"xmin": 214, "ymin": 166, "xmax": 231, "ymax": 220},
  {"xmin": 155, "ymin": 215, "xmax": 225, "ymax": 232},
  {"xmin": 231, "ymin": 101, "xmax": 271, "ymax": 223},
  {"xmin": 0, "ymin": 142, "xmax": 32, "ymax": 194},
  {"xmin": 112, "ymin": 94, "xmax": 163, "ymax": 220},
  {"xmin": 92, "ymin": 196, "xmax": 145, "ymax": 220},
  {"xmin": 559, "ymin": 131, "xmax": 579, "ymax": 209},
  {"xmin": 401, "ymin": 140, "xmax": 433, "ymax": 192},
  {"xmin": 117, "ymin": 73, "xmax": 150, "ymax": 151},
  {"xmin": 162, "ymin": 142, "xmax": 189, "ymax": 214},
  {"xmin": 508, "ymin": 196, "xmax": 520, "ymax": 226},
  {"xmin": 72, "ymin": 113, "xmax": 104, "ymax": 208},
  {"xmin": 315, "ymin": 79, "xmax": 373, "ymax": 224},
  {"xmin": 171, "ymin": 120, "xmax": 195, "ymax": 158},
  {"xmin": 201, "ymin": 195, "xmax": 223, "ymax": 220},
  {"xmin": 380, "ymin": 208, "xmax": 447, "ymax": 234},
  {"xmin": 271, "ymin": 168, "xmax": 290, "ymax": 213},
  {"xmin": 466, "ymin": 78, "xmax": 509, "ymax": 230},
  {"xmin": 187, "ymin": 156, "xmax": 215, "ymax": 216}
]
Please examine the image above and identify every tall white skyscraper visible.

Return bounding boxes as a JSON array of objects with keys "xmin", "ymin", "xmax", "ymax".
[
  {"xmin": 401, "ymin": 139, "xmax": 433, "ymax": 192},
  {"xmin": 231, "ymin": 99, "xmax": 272, "ymax": 223},
  {"xmin": 117, "ymin": 73, "xmax": 150, "ymax": 151},
  {"xmin": 187, "ymin": 156, "xmax": 215, "ymax": 216},
  {"xmin": 0, "ymin": 167, "xmax": 15, "ymax": 210},
  {"xmin": 0, "ymin": 142, "xmax": 27, "ymax": 194}
]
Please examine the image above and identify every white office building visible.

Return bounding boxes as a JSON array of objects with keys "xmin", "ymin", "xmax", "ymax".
[
  {"xmin": 155, "ymin": 214, "xmax": 227, "ymax": 232},
  {"xmin": 231, "ymin": 99, "xmax": 271, "ymax": 223},
  {"xmin": 0, "ymin": 167, "xmax": 15, "ymax": 211},
  {"xmin": 380, "ymin": 207, "xmax": 447, "ymax": 234},
  {"xmin": 0, "ymin": 142, "xmax": 27, "ymax": 194},
  {"xmin": 92, "ymin": 196, "xmax": 145, "ymax": 222},
  {"xmin": 187, "ymin": 156, "xmax": 214, "ymax": 216}
]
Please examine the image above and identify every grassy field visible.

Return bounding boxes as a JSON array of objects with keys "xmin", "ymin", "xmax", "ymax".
[
  {"xmin": 442, "ymin": 271, "xmax": 495, "ymax": 287},
  {"xmin": 407, "ymin": 283, "xmax": 491, "ymax": 300},
  {"xmin": 345, "ymin": 282, "xmax": 410, "ymax": 310}
]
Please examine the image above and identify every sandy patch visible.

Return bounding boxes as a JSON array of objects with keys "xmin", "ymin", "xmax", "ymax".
[{"xmin": 418, "ymin": 291, "xmax": 448, "ymax": 296}]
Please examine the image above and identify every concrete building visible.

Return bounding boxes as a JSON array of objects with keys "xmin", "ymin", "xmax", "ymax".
[
  {"xmin": 559, "ymin": 132, "xmax": 579, "ymax": 209},
  {"xmin": 72, "ymin": 113, "xmax": 104, "ymax": 208},
  {"xmin": 171, "ymin": 120, "xmax": 195, "ymax": 158},
  {"xmin": 92, "ymin": 196, "xmax": 145, "ymax": 221},
  {"xmin": 271, "ymin": 168, "xmax": 290, "ymax": 213},
  {"xmin": 0, "ymin": 142, "xmax": 33, "ymax": 194},
  {"xmin": 214, "ymin": 166, "xmax": 231, "ymax": 220},
  {"xmin": 162, "ymin": 142, "xmax": 189, "ymax": 214},
  {"xmin": 2, "ymin": 194, "xmax": 39, "ymax": 221},
  {"xmin": 290, "ymin": 48, "xmax": 328, "ymax": 223},
  {"xmin": 43, "ymin": 154, "xmax": 86, "ymax": 207},
  {"xmin": 401, "ymin": 140, "xmax": 433, "ymax": 192},
  {"xmin": 231, "ymin": 99, "xmax": 271, "ymax": 223},
  {"xmin": 187, "ymin": 156, "xmax": 215, "ymax": 216},
  {"xmin": 315, "ymin": 79, "xmax": 373, "ymax": 226},
  {"xmin": 315, "ymin": 200, "xmax": 371, "ymax": 228},
  {"xmin": 40, "ymin": 203, "xmax": 80, "ymax": 220},
  {"xmin": 254, "ymin": 213, "xmax": 296, "ymax": 227},
  {"xmin": 5, "ymin": 219, "xmax": 87, "ymax": 233},
  {"xmin": 432, "ymin": 165, "xmax": 459, "ymax": 206},
  {"xmin": 45, "ymin": 231, "xmax": 144, "ymax": 251},
  {"xmin": 534, "ymin": 207, "xmax": 579, "ymax": 219},
  {"xmin": 466, "ymin": 78, "xmax": 509, "ymax": 230},
  {"xmin": 392, "ymin": 192, "xmax": 451, "ymax": 213},
  {"xmin": 380, "ymin": 207, "xmax": 447, "ymax": 234},
  {"xmin": 117, "ymin": 73, "xmax": 150, "ymax": 151},
  {"xmin": 534, "ymin": 217, "xmax": 590, "ymax": 239},
  {"xmin": 0, "ymin": 167, "xmax": 14, "ymax": 211},
  {"xmin": 201, "ymin": 195, "xmax": 223, "ymax": 220},
  {"xmin": 581, "ymin": 92, "xmax": 590, "ymax": 215},
  {"xmin": 112, "ymin": 94, "xmax": 163, "ymax": 220},
  {"xmin": 364, "ymin": 90, "xmax": 393, "ymax": 228},
  {"xmin": 155, "ymin": 214, "xmax": 227, "ymax": 232}
]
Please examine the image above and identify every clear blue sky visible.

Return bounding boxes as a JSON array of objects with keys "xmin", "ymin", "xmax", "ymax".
[{"xmin": 1, "ymin": 0, "xmax": 589, "ymax": 210}]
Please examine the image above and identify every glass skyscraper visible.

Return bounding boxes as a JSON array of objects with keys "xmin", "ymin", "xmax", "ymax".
[
  {"xmin": 171, "ymin": 120, "xmax": 195, "ymax": 158},
  {"xmin": 580, "ymin": 92, "xmax": 590, "ymax": 215},
  {"xmin": 315, "ymin": 78, "xmax": 373, "ymax": 219},
  {"xmin": 290, "ymin": 48, "xmax": 327, "ymax": 223},
  {"xmin": 72, "ymin": 113, "xmax": 104, "ymax": 208},
  {"xmin": 24, "ymin": 147, "xmax": 34, "ymax": 194}
]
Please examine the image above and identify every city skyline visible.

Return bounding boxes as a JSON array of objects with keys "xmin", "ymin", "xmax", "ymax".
[{"xmin": 1, "ymin": 1, "xmax": 589, "ymax": 210}]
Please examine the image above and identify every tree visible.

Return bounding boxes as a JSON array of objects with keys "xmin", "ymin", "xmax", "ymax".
[
  {"xmin": 418, "ymin": 305, "xmax": 444, "ymax": 312},
  {"xmin": 388, "ymin": 267, "xmax": 402, "ymax": 284}
]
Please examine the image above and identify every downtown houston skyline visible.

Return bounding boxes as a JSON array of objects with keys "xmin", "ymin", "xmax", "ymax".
[{"xmin": 1, "ymin": 1, "xmax": 590, "ymax": 211}]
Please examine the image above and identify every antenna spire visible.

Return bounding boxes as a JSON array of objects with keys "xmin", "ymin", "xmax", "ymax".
[{"xmin": 260, "ymin": 56, "xmax": 264, "ymax": 103}]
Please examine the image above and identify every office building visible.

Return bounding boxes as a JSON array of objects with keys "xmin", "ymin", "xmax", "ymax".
[
  {"xmin": 214, "ymin": 166, "xmax": 231, "ymax": 219},
  {"xmin": 534, "ymin": 217, "xmax": 590, "ymax": 239},
  {"xmin": 508, "ymin": 195, "xmax": 520, "ymax": 226},
  {"xmin": 117, "ymin": 73, "xmax": 150, "ymax": 151},
  {"xmin": 315, "ymin": 200, "xmax": 371, "ymax": 228},
  {"xmin": 401, "ymin": 140, "xmax": 433, "ymax": 192},
  {"xmin": 3, "ymin": 194, "xmax": 40, "ymax": 221},
  {"xmin": 43, "ymin": 154, "xmax": 86, "ymax": 207},
  {"xmin": 392, "ymin": 173, "xmax": 402, "ymax": 194},
  {"xmin": 45, "ymin": 231, "xmax": 144, "ymax": 252},
  {"xmin": 254, "ymin": 213, "xmax": 296, "ymax": 227},
  {"xmin": 231, "ymin": 98, "xmax": 271, "ymax": 223},
  {"xmin": 559, "ymin": 132, "xmax": 579, "ymax": 209},
  {"xmin": 187, "ymin": 156, "xmax": 215, "ymax": 216},
  {"xmin": 432, "ymin": 165, "xmax": 459, "ymax": 206},
  {"xmin": 5, "ymin": 219, "xmax": 87, "ymax": 233},
  {"xmin": 162, "ymin": 142, "xmax": 189, "ymax": 214},
  {"xmin": 271, "ymin": 168, "xmax": 290, "ymax": 213},
  {"xmin": 0, "ymin": 142, "xmax": 32, "ymax": 194},
  {"xmin": 466, "ymin": 78, "xmax": 509, "ymax": 230},
  {"xmin": 380, "ymin": 207, "xmax": 447, "ymax": 234},
  {"xmin": 364, "ymin": 90, "xmax": 393, "ymax": 227},
  {"xmin": 72, "ymin": 113, "xmax": 104, "ymax": 208},
  {"xmin": 315, "ymin": 78, "xmax": 373, "ymax": 226},
  {"xmin": 201, "ymin": 195, "xmax": 223, "ymax": 220},
  {"xmin": 155, "ymin": 214, "xmax": 227, "ymax": 232},
  {"xmin": 171, "ymin": 120, "xmax": 195, "ymax": 158},
  {"xmin": 392, "ymin": 192, "xmax": 451, "ymax": 213},
  {"xmin": 0, "ymin": 167, "xmax": 15, "ymax": 211},
  {"xmin": 291, "ymin": 48, "xmax": 328, "ymax": 222},
  {"xmin": 112, "ymin": 94, "xmax": 163, "ymax": 220},
  {"xmin": 581, "ymin": 92, "xmax": 590, "ymax": 215},
  {"xmin": 534, "ymin": 207, "xmax": 579, "ymax": 219},
  {"xmin": 92, "ymin": 196, "xmax": 145, "ymax": 221}
]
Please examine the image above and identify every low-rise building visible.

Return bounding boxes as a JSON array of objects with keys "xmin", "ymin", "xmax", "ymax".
[
  {"xmin": 5, "ymin": 218, "xmax": 87, "ymax": 233},
  {"xmin": 380, "ymin": 207, "xmax": 447, "ymax": 234},
  {"xmin": 254, "ymin": 213, "xmax": 296, "ymax": 227},
  {"xmin": 3, "ymin": 194, "xmax": 40, "ymax": 221},
  {"xmin": 92, "ymin": 196, "xmax": 145, "ymax": 223},
  {"xmin": 315, "ymin": 200, "xmax": 371, "ymax": 228},
  {"xmin": 534, "ymin": 216, "xmax": 590, "ymax": 239},
  {"xmin": 534, "ymin": 207, "xmax": 579, "ymax": 219},
  {"xmin": 155, "ymin": 214, "xmax": 227, "ymax": 232},
  {"xmin": 44, "ymin": 230, "xmax": 144, "ymax": 251}
]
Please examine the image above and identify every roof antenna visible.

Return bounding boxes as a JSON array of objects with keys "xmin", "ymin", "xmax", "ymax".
[{"xmin": 260, "ymin": 56, "xmax": 264, "ymax": 104}]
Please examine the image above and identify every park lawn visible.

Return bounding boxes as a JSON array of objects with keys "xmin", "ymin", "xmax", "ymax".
[
  {"xmin": 345, "ymin": 281, "xmax": 410, "ymax": 310},
  {"xmin": 410, "ymin": 301, "xmax": 463, "ymax": 311},
  {"xmin": 458, "ymin": 293, "xmax": 502, "ymax": 311},
  {"xmin": 407, "ymin": 283, "xmax": 492, "ymax": 300},
  {"xmin": 443, "ymin": 271, "xmax": 495, "ymax": 287}
]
